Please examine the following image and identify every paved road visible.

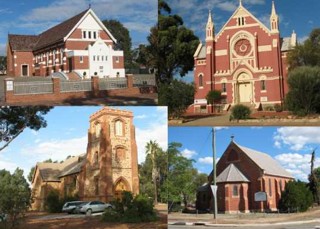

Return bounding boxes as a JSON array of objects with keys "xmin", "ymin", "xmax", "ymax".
[
  {"xmin": 35, "ymin": 212, "xmax": 103, "ymax": 220},
  {"xmin": 169, "ymin": 223, "xmax": 320, "ymax": 229}
]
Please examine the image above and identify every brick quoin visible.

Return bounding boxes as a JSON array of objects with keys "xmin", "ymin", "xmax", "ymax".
[{"xmin": 192, "ymin": 1, "xmax": 296, "ymax": 113}]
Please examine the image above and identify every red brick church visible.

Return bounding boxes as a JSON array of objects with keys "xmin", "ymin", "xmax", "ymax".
[
  {"xmin": 7, "ymin": 8, "xmax": 125, "ymax": 79},
  {"xmin": 196, "ymin": 140, "xmax": 293, "ymax": 213},
  {"xmin": 192, "ymin": 1, "xmax": 296, "ymax": 113}
]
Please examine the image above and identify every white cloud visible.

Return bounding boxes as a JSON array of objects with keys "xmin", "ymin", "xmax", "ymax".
[
  {"xmin": 135, "ymin": 114, "xmax": 147, "ymax": 119},
  {"xmin": 199, "ymin": 156, "xmax": 213, "ymax": 164},
  {"xmin": 275, "ymin": 153, "xmax": 320, "ymax": 181},
  {"xmin": 20, "ymin": 136, "xmax": 88, "ymax": 163},
  {"xmin": 181, "ymin": 148, "xmax": 197, "ymax": 159},
  {"xmin": 216, "ymin": 1, "xmax": 237, "ymax": 12},
  {"xmin": 273, "ymin": 127, "xmax": 320, "ymax": 151},
  {"xmin": 298, "ymin": 35, "xmax": 308, "ymax": 44}
]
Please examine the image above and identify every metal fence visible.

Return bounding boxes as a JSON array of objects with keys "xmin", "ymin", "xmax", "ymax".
[
  {"xmin": 14, "ymin": 81, "xmax": 54, "ymax": 95},
  {"xmin": 99, "ymin": 78, "xmax": 128, "ymax": 90},
  {"xmin": 60, "ymin": 80, "xmax": 92, "ymax": 92},
  {"xmin": 133, "ymin": 74, "xmax": 156, "ymax": 87}
]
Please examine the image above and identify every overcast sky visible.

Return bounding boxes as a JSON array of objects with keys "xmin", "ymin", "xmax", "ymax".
[
  {"xmin": 0, "ymin": 106, "xmax": 167, "ymax": 182},
  {"xmin": 0, "ymin": 0, "xmax": 157, "ymax": 55},
  {"xmin": 169, "ymin": 127, "xmax": 320, "ymax": 182}
]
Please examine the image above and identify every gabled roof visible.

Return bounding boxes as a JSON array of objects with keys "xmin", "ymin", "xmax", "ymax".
[
  {"xmin": 216, "ymin": 3, "xmax": 271, "ymax": 40},
  {"xmin": 216, "ymin": 163, "xmax": 250, "ymax": 183},
  {"xmin": 233, "ymin": 142, "xmax": 293, "ymax": 178},
  {"xmin": 8, "ymin": 34, "xmax": 39, "ymax": 51},
  {"xmin": 34, "ymin": 9, "xmax": 89, "ymax": 50},
  {"xmin": 34, "ymin": 154, "xmax": 85, "ymax": 182}
]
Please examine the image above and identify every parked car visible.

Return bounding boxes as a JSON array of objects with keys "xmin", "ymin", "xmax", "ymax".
[
  {"xmin": 79, "ymin": 201, "xmax": 113, "ymax": 214},
  {"xmin": 74, "ymin": 201, "xmax": 89, "ymax": 214},
  {"xmin": 0, "ymin": 213, "xmax": 7, "ymax": 222},
  {"xmin": 62, "ymin": 201, "xmax": 86, "ymax": 214}
]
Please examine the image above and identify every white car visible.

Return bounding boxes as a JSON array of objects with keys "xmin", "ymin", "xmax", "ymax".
[
  {"xmin": 62, "ymin": 201, "xmax": 86, "ymax": 214},
  {"xmin": 79, "ymin": 201, "xmax": 113, "ymax": 215}
]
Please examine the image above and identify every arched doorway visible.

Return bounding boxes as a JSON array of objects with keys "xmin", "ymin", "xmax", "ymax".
[
  {"xmin": 114, "ymin": 177, "xmax": 130, "ymax": 200},
  {"xmin": 235, "ymin": 72, "xmax": 253, "ymax": 104}
]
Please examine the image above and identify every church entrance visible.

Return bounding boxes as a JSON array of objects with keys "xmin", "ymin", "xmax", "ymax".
[
  {"xmin": 114, "ymin": 178, "xmax": 130, "ymax": 200},
  {"xmin": 235, "ymin": 72, "xmax": 253, "ymax": 104}
]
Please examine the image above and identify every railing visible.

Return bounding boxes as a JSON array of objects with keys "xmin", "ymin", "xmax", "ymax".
[
  {"xmin": 60, "ymin": 80, "xmax": 92, "ymax": 92},
  {"xmin": 99, "ymin": 78, "xmax": 127, "ymax": 90},
  {"xmin": 133, "ymin": 74, "xmax": 156, "ymax": 87},
  {"xmin": 14, "ymin": 81, "xmax": 53, "ymax": 95}
]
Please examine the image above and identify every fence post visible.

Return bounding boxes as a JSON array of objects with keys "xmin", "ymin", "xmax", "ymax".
[
  {"xmin": 4, "ymin": 78, "xmax": 14, "ymax": 102},
  {"xmin": 52, "ymin": 77, "xmax": 60, "ymax": 96},
  {"xmin": 126, "ymin": 74, "xmax": 134, "ymax": 89},
  {"xmin": 91, "ymin": 76, "xmax": 99, "ymax": 97}
]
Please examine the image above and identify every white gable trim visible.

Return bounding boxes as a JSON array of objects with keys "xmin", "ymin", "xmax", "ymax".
[
  {"xmin": 216, "ymin": 5, "xmax": 271, "ymax": 41},
  {"xmin": 64, "ymin": 9, "xmax": 117, "ymax": 43},
  {"xmin": 193, "ymin": 43, "xmax": 203, "ymax": 58}
]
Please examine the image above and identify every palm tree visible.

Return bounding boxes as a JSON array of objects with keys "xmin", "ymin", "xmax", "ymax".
[{"xmin": 146, "ymin": 140, "xmax": 160, "ymax": 204}]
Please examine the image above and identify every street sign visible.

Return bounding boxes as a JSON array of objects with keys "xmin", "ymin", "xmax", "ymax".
[
  {"xmin": 210, "ymin": 185, "xmax": 218, "ymax": 196},
  {"xmin": 254, "ymin": 191, "xmax": 267, "ymax": 201}
]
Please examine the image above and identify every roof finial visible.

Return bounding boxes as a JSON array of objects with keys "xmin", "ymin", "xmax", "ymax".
[
  {"xmin": 88, "ymin": 0, "xmax": 91, "ymax": 9},
  {"xmin": 231, "ymin": 134, "xmax": 235, "ymax": 142},
  {"xmin": 239, "ymin": 0, "xmax": 243, "ymax": 7}
]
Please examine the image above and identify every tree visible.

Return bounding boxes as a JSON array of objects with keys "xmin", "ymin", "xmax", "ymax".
[
  {"xmin": 308, "ymin": 150, "xmax": 320, "ymax": 205},
  {"xmin": 288, "ymin": 28, "xmax": 320, "ymax": 69},
  {"xmin": 285, "ymin": 66, "xmax": 320, "ymax": 115},
  {"xmin": 206, "ymin": 90, "xmax": 222, "ymax": 113},
  {"xmin": 0, "ymin": 168, "xmax": 31, "ymax": 229},
  {"xmin": 158, "ymin": 80, "xmax": 195, "ymax": 118},
  {"xmin": 145, "ymin": 140, "xmax": 161, "ymax": 205},
  {"xmin": 154, "ymin": 0, "xmax": 199, "ymax": 83},
  {"xmin": 102, "ymin": 19, "xmax": 133, "ymax": 69},
  {"xmin": 278, "ymin": 180, "xmax": 313, "ymax": 212},
  {"xmin": 166, "ymin": 142, "xmax": 207, "ymax": 210},
  {"xmin": 0, "ymin": 107, "xmax": 52, "ymax": 152}
]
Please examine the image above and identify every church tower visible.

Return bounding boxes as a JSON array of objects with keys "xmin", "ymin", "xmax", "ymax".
[
  {"xmin": 79, "ymin": 107, "xmax": 139, "ymax": 202},
  {"xmin": 270, "ymin": 1, "xmax": 279, "ymax": 33},
  {"xmin": 205, "ymin": 10, "xmax": 215, "ymax": 91}
]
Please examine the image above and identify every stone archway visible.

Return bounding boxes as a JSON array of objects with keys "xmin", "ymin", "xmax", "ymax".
[
  {"xmin": 235, "ymin": 72, "xmax": 253, "ymax": 104},
  {"xmin": 114, "ymin": 177, "xmax": 130, "ymax": 200}
]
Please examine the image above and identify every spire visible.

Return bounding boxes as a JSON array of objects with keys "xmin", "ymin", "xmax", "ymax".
[
  {"xmin": 239, "ymin": 0, "xmax": 243, "ymax": 7},
  {"xmin": 291, "ymin": 30, "xmax": 297, "ymax": 47},
  {"xmin": 270, "ymin": 1, "xmax": 279, "ymax": 33},
  {"xmin": 206, "ymin": 10, "xmax": 215, "ymax": 41}
]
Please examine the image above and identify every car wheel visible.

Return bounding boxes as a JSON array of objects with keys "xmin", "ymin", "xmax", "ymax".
[
  {"xmin": 107, "ymin": 206, "xmax": 112, "ymax": 210},
  {"xmin": 86, "ymin": 209, "xmax": 92, "ymax": 216}
]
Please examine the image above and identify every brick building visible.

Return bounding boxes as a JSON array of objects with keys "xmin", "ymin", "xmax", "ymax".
[
  {"xmin": 7, "ymin": 8, "xmax": 125, "ymax": 79},
  {"xmin": 196, "ymin": 140, "xmax": 293, "ymax": 213},
  {"xmin": 191, "ymin": 1, "xmax": 296, "ymax": 113},
  {"xmin": 31, "ymin": 107, "xmax": 139, "ymax": 211}
]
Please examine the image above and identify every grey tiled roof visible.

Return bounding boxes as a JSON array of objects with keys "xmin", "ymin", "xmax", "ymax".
[
  {"xmin": 235, "ymin": 142, "xmax": 293, "ymax": 178},
  {"xmin": 216, "ymin": 163, "xmax": 249, "ymax": 183},
  {"xmin": 8, "ymin": 34, "xmax": 39, "ymax": 51},
  {"xmin": 198, "ymin": 46, "xmax": 206, "ymax": 58}
]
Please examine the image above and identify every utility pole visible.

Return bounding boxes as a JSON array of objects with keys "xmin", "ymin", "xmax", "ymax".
[{"xmin": 211, "ymin": 127, "xmax": 218, "ymax": 221}]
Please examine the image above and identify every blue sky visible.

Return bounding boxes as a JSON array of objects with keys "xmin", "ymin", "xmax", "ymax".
[
  {"xmin": 0, "ymin": 106, "xmax": 167, "ymax": 182},
  {"xmin": 0, "ymin": 0, "xmax": 157, "ymax": 55},
  {"xmin": 169, "ymin": 127, "xmax": 320, "ymax": 182},
  {"xmin": 167, "ymin": 0, "xmax": 320, "ymax": 82}
]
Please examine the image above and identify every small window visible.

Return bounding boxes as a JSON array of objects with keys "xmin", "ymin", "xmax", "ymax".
[
  {"xmin": 88, "ymin": 31, "xmax": 91, "ymax": 39},
  {"xmin": 105, "ymin": 56, "xmax": 108, "ymax": 61},
  {"xmin": 83, "ymin": 31, "xmax": 86, "ymax": 39},
  {"xmin": 102, "ymin": 56, "xmax": 104, "ymax": 61},
  {"xmin": 97, "ymin": 55, "xmax": 100, "ymax": 61},
  {"xmin": 199, "ymin": 74, "xmax": 203, "ymax": 87},
  {"xmin": 93, "ymin": 55, "xmax": 96, "ymax": 61},
  {"xmin": 94, "ymin": 177, "xmax": 99, "ymax": 196},
  {"xmin": 80, "ymin": 56, "xmax": 83, "ymax": 63},
  {"xmin": 115, "ymin": 120, "xmax": 123, "ymax": 136},
  {"xmin": 279, "ymin": 180, "xmax": 283, "ymax": 191},
  {"xmin": 60, "ymin": 49, "xmax": 64, "ymax": 64},
  {"xmin": 222, "ymin": 83, "xmax": 226, "ymax": 93},
  {"xmin": 261, "ymin": 80, "xmax": 266, "ymax": 91},
  {"xmin": 115, "ymin": 56, "xmax": 119, "ymax": 63},
  {"xmin": 93, "ymin": 31, "xmax": 97, "ymax": 39},
  {"xmin": 233, "ymin": 185, "xmax": 239, "ymax": 196}
]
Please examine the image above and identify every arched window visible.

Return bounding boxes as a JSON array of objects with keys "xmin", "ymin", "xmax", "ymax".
[
  {"xmin": 115, "ymin": 120, "xmax": 123, "ymax": 136},
  {"xmin": 95, "ymin": 122, "xmax": 101, "ymax": 138},
  {"xmin": 199, "ymin": 74, "xmax": 203, "ymax": 87},
  {"xmin": 116, "ymin": 147, "xmax": 125, "ymax": 161},
  {"xmin": 261, "ymin": 80, "xmax": 266, "ymax": 91},
  {"xmin": 94, "ymin": 151, "xmax": 98, "ymax": 166},
  {"xmin": 233, "ymin": 185, "xmax": 239, "ymax": 197},
  {"xmin": 94, "ymin": 177, "xmax": 99, "ymax": 195}
]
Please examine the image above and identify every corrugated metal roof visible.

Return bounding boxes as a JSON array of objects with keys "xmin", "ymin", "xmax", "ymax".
[
  {"xmin": 216, "ymin": 163, "xmax": 250, "ymax": 183},
  {"xmin": 235, "ymin": 142, "xmax": 293, "ymax": 178}
]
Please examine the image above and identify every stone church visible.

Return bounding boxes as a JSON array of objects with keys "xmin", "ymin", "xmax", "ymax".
[
  {"xmin": 191, "ymin": 1, "xmax": 296, "ymax": 113},
  {"xmin": 196, "ymin": 139, "xmax": 293, "ymax": 213},
  {"xmin": 31, "ymin": 107, "xmax": 139, "ymax": 211}
]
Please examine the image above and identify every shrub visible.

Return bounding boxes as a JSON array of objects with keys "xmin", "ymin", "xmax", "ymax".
[
  {"xmin": 278, "ymin": 180, "xmax": 313, "ymax": 212},
  {"xmin": 230, "ymin": 104, "xmax": 251, "ymax": 121},
  {"xmin": 44, "ymin": 191, "xmax": 79, "ymax": 213},
  {"xmin": 274, "ymin": 104, "xmax": 283, "ymax": 112},
  {"xmin": 264, "ymin": 105, "xmax": 274, "ymax": 111},
  {"xmin": 102, "ymin": 191, "xmax": 157, "ymax": 223}
]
